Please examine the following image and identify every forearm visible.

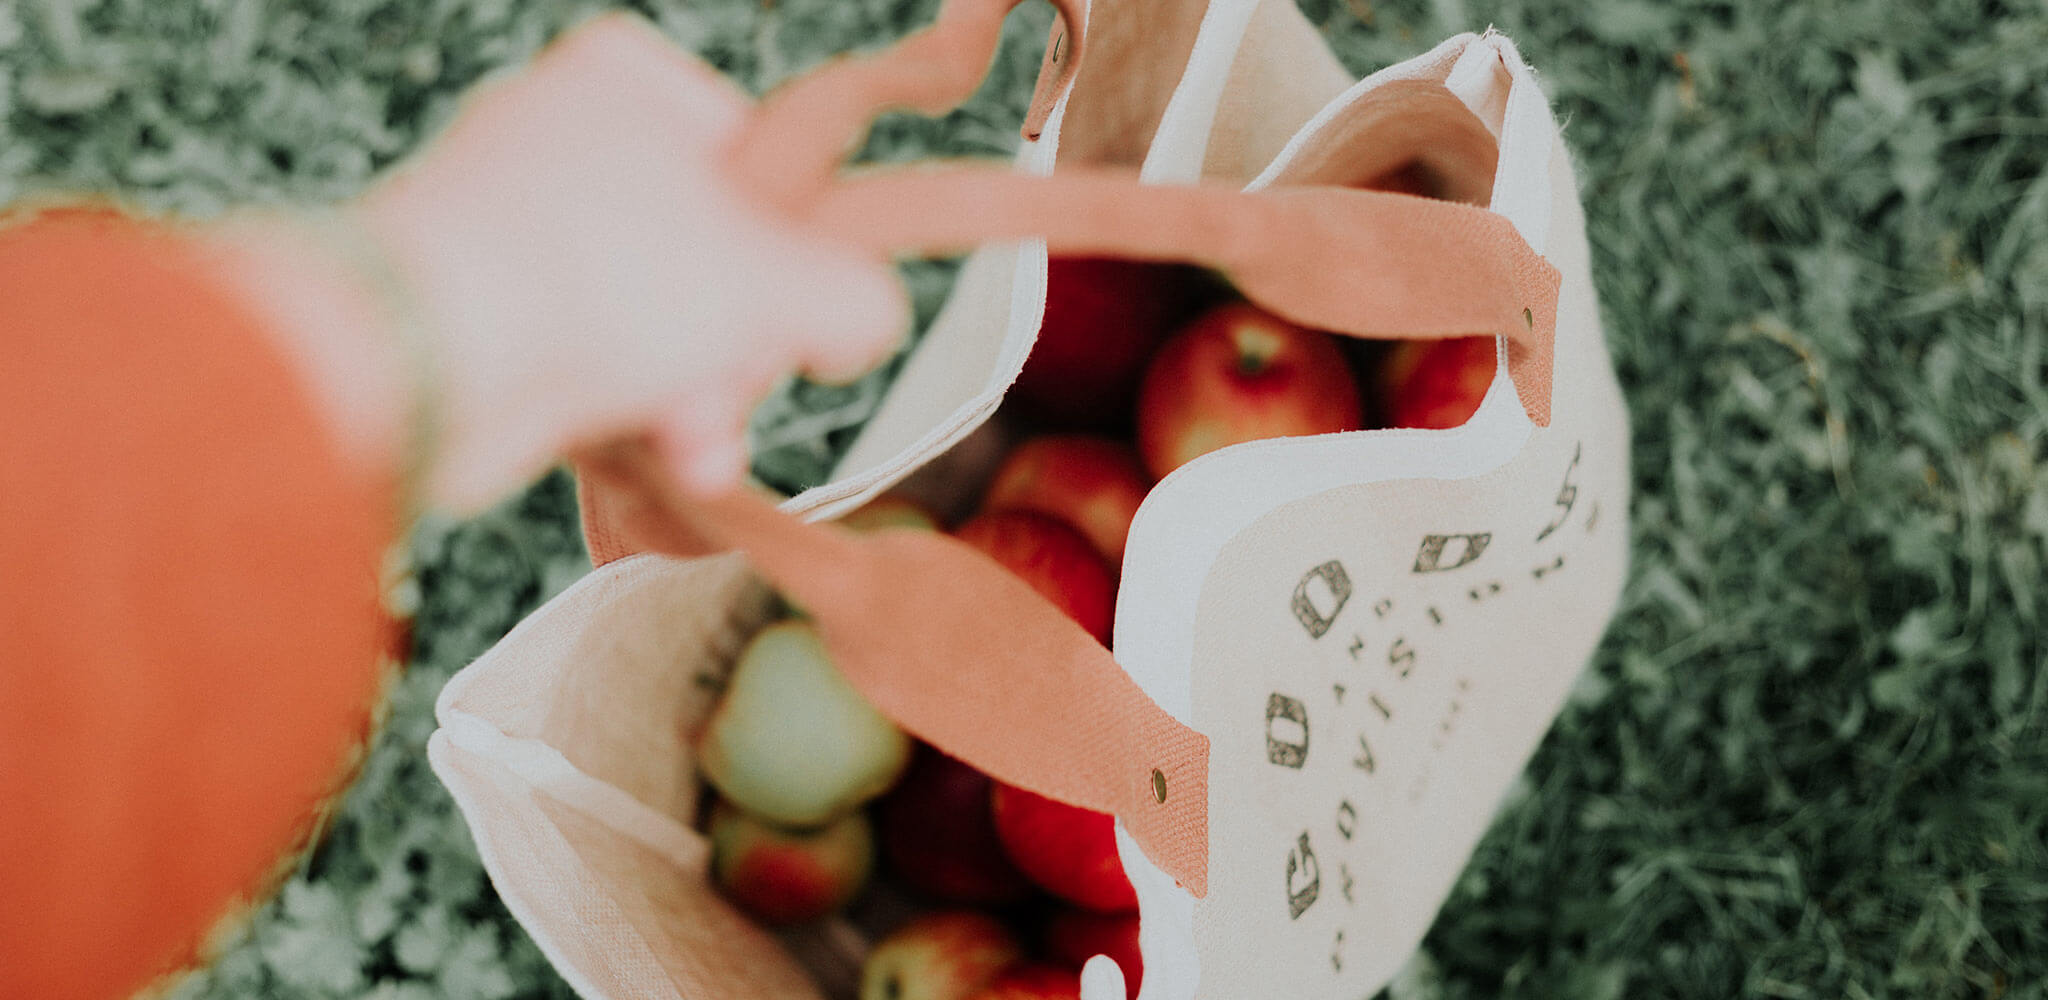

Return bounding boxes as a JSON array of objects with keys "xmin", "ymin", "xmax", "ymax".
[
  {"xmin": 197, "ymin": 193, "xmax": 575, "ymax": 515},
  {"xmin": 145, "ymin": 9, "xmax": 917, "ymax": 523}
]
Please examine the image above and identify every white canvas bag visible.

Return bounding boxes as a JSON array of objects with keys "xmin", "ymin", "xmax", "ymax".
[{"xmin": 428, "ymin": 1, "xmax": 1630, "ymax": 997}]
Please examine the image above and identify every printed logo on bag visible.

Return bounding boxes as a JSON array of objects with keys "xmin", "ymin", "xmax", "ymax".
[{"xmin": 1191, "ymin": 431, "xmax": 1627, "ymax": 996}]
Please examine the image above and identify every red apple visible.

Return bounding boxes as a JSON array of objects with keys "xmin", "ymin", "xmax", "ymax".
[
  {"xmin": 861, "ymin": 911, "xmax": 1024, "ymax": 1000},
  {"xmin": 1010, "ymin": 258, "xmax": 1197, "ymax": 428},
  {"xmin": 708, "ymin": 800, "xmax": 872, "ymax": 926},
  {"xmin": 1134, "ymin": 303, "xmax": 1365, "ymax": 479},
  {"xmin": 970, "ymin": 964, "xmax": 1082, "ymax": 1000},
  {"xmin": 1377, "ymin": 336, "xmax": 1496, "ymax": 430},
  {"xmin": 841, "ymin": 495, "xmax": 942, "ymax": 534},
  {"xmin": 982, "ymin": 435, "xmax": 1150, "ymax": 567},
  {"xmin": 990, "ymin": 783, "xmax": 1136, "ymax": 912},
  {"xmin": 877, "ymin": 745, "xmax": 1033, "ymax": 904},
  {"xmin": 1044, "ymin": 909, "xmax": 1142, "ymax": 999},
  {"xmin": 953, "ymin": 511, "xmax": 1116, "ymax": 646}
]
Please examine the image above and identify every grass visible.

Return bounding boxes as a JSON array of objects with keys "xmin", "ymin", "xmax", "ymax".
[{"xmin": 5, "ymin": 0, "xmax": 2045, "ymax": 996}]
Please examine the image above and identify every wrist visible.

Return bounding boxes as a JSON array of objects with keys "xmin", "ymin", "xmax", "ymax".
[
  {"xmin": 352, "ymin": 150, "xmax": 579, "ymax": 513},
  {"xmin": 197, "ymin": 216, "xmax": 412, "ymax": 488}
]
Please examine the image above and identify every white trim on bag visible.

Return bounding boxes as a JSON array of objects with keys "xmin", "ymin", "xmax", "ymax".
[{"xmin": 436, "ymin": 710, "xmax": 710, "ymax": 874}]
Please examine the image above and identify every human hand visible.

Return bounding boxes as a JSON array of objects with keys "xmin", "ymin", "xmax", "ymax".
[{"xmin": 352, "ymin": 14, "xmax": 909, "ymax": 509}]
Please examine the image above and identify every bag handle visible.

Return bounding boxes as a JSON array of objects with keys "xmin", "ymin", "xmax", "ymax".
[
  {"xmin": 810, "ymin": 162, "xmax": 1558, "ymax": 426},
  {"xmin": 718, "ymin": 0, "xmax": 1559, "ymax": 428},
  {"xmin": 576, "ymin": 443, "xmax": 1212, "ymax": 897}
]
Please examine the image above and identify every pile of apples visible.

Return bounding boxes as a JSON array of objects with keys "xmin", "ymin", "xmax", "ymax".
[{"xmin": 690, "ymin": 259, "xmax": 1495, "ymax": 1000}]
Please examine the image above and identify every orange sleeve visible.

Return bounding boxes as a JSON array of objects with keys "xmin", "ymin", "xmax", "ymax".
[{"xmin": 0, "ymin": 211, "xmax": 397, "ymax": 1000}]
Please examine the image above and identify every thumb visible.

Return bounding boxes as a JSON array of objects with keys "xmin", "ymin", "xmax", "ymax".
[
  {"xmin": 653, "ymin": 391, "xmax": 753, "ymax": 495},
  {"xmin": 789, "ymin": 253, "xmax": 911, "ymax": 385}
]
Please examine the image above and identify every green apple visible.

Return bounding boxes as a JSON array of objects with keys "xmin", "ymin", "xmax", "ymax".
[{"xmin": 699, "ymin": 620, "xmax": 912, "ymax": 828}]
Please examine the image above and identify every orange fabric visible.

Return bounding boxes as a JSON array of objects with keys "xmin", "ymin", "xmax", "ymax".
[
  {"xmin": 578, "ymin": 444, "xmax": 1211, "ymax": 897},
  {"xmin": 578, "ymin": 461, "xmax": 646, "ymax": 568},
  {"xmin": 0, "ymin": 212, "xmax": 392, "ymax": 1000}
]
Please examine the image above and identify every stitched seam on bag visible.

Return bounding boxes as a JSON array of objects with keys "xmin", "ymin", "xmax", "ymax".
[{"xmin": 440, "ymin": 711, "xmax": 709, "ymax": 875}]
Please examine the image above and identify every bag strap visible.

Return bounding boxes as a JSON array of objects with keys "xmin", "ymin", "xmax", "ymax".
[
  {"xmin": 717, "ymin": 0, "xmax": 1559, "ymax": 428},
  {"xmin": 810, "ymin": 164, "xmax": 1558, "ymax": 427},
  {"xmin": 576, "ymin": 443, "xmax": 1212, "ymax": 897}
]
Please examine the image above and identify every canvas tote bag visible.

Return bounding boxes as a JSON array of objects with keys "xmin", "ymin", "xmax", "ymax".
[{"xmin": 427, "ymin": 0, "xmax": 1630, "ymax": 996}]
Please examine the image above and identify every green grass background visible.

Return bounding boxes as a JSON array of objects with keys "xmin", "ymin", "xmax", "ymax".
[{"xmin": 6, "ymin": 0, "xmax": 2046, "ymax": 996}]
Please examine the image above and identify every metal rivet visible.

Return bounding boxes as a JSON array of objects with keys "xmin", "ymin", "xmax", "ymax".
[
  {"xmin": 1522, "ymin": 307, "xmax": 1535, "ymax": 328},
  {"xmin": 1151, "ymin": 769, "xmax": 1168, "ymax": 803}
]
